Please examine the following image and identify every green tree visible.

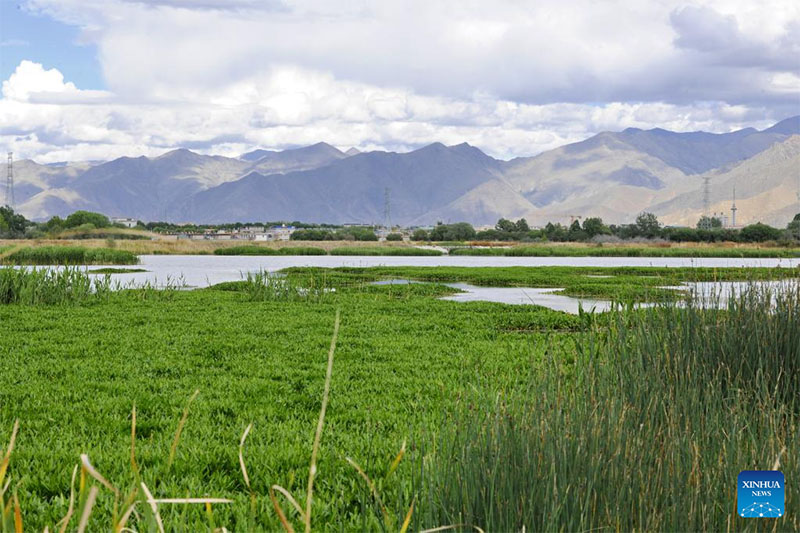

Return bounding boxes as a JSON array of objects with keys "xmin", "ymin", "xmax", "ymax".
[
  {"xmin": 696, "ymin": 216, "xmax": 722, "ymax": 229},
  {"xmin": 430, "ymin": 222, "xmax": 476, "ymax": 241},
  {"xmin": 385, "ymin": 233, "xmax": 403, "ymax": 241},
  {"xmin": 64, "ymin": 210, "xmax": 111, "ymax": 229},
  {"xmin": 787, "ymin": 213, "xmax": 800, "ymax": 234},
  {"xmin": 0, "ymin": 206, "xmax": 29, "ymax": 238},
  {"xmin": 635, "ymin": 212, "xmax": 661, "ymax": 238},
  {"xmin": 514, "ymin": 218, "xmax": 530, "ymax": 233},
  {"xmin": 567, "ymin": 220, "xmax": 587, "ymax": 241},
  {"xmin": 411, "ymin": 229, "xmax": 429, "ymax": 241},
  {"xmin": 582, "ymin": 217, "xmax": 609, "ymax": 238},
  {"xmin": 739, "ymin": 223, "xmax": 782, "ymax": 242},
  {"xmin": 495, "ymin": 218, "xmax": 516, "ymax": 233}
]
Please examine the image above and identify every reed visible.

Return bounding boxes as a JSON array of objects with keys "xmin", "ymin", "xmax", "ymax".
[
  {"xmin": 330, "ymin": 246, "xmax": 443, "ymax": 256},
  {"xmin": 0, "ymin": 267, "xmax": 114, "ymax": 305},
  {"xmin": 420, "ymin": 281, "xmax": 800, "ymax": 531},
  {"xmin": 2, "ymin": 246, "xmax": 138, "ymax": 266},
  {"xmin": 213, "ymin": 245, "xmax": 327, "ymax": 256}
]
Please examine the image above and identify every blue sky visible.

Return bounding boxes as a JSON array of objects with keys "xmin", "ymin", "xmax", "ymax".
[
  {"xmin": 0, "ymin": 1, "xmax": 104, "ymax": 89},
  {"xmin": 0, "ymin": 0, "xmax": 798, "ymax": 163}
]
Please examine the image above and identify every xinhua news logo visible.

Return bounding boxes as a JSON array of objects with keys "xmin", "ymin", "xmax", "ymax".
[{"xmin": 738, "ymin": 470, "xmax": 784, "ymax": 518}]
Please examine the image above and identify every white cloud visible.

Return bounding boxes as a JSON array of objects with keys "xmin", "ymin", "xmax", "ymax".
[{"xmin": 3, "ymin": 0, "xmax": 799, "ymax": 162}]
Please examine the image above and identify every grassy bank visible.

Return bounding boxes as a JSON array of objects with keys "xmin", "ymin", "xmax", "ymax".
[
  {"xmin": 0, "ymin": 267, "xmax": 797, "ymax": 530},
  {"xmin": 451, "ymin": 244, "xmax": 800, "ymax": 257},
  {"xmin": 213, "ymin": 245, "xmax": 327, "ymax": 256},
  {"xmin": 4, "ymin": 238, "xmax": 799, "ymax": 257},
  {"xmin": 329, "ymin": 246, "xmax": 443, "ymax": 256},
  {"xmin": 1, "ymin": 246, "xmax": 139, "ymax": 265}
]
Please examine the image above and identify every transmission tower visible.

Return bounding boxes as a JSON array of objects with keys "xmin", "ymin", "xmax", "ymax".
[
  {"xmin": 699, "ymin": 176, "xmax": 711, "ymax": 229},
  {"xmin": 5, "ymin": 152, "xmax": 14, "ymax": 210},
  {"xmin": 383, "ymin": 187, "xmax": 391, "ymax": 229}
]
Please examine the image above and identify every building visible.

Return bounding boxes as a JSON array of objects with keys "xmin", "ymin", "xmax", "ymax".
[{"xmin": 111, "ymin": 217, "xmax": 138, "ymax": 228}]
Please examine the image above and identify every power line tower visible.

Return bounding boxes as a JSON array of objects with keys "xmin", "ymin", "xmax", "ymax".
[
  {"xmin": 699, "ymin": 176, "xmax": 712, "ymax": 229},
  {"xmin": 730, "ymin": 186, "xmax": 737, "ymax": 228},
  {"xmin": 5, "ymin": 152, "xmax": 14, "ymax": 210},
  {"xmin": 383, "ymin": 187, "xmax": 391, "ymax": 230}
]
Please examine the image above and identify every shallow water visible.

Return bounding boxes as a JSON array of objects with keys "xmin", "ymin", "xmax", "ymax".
[
  {"xmin": 440, "ymin": 284, "xmax": 618, "ymax": 314},
  {"xmin": 374, "ymin": 278, "xmax": 799, "ymax": 314},
  {"xmin": 88, "ymin": 254, "xmax": 800, "ymax": 289}
]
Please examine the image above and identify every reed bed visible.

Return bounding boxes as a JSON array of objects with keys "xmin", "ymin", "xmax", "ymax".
[
  {"xmin": 241, "ymin": 270, "xmax": 334, "ymax": 302},
  {"xmin": 0, "ymin": 267, "xmax": 113, "ymax": 305},
  {"xmin": 213, "ymin": 246, "xmax": 327, "ymax": 256},
  {"xmin": 330, "ymin": 246, "xmax": 443, "ymax": 256},
  {"xmin": 420, "ymin": 281, "xmax": 800, "ymax": 531},
  {"xmin": 2, "ymin": 246, "xmax": 139, "ymax": 265}
]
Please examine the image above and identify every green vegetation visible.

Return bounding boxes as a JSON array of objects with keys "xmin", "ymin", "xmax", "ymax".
[
  {"xmin": 288, "ymin": 265, "xmax": 799, "ymax": 301},
  {"xmin": 450, "ymin": 244, "xmax": 800, "ymax": 257},
  {"xmin": 422, "ymin": 282, "xmax": 800, "ymax": 531},
  {"xmin": 0, "ymin": 265, "xmax": 797, "ymax": 530},
  {"xmin": 280, "ymin": 246, "xmax": 328, "ymax": 255},
  {"xmin": 1, "ymin": 246, "xmax": 139, "ymax": 265},
  {"xmin": 90, "ymin": 267, "xmax": 148, "ymax": 274},
  {"xmin": 291, "ymin": 227, "xmax": 378, "ymax": 241},
  {"xmin": 214, "ymin": 245, "xmax": 328, "ymax": 256},
  {"xmin": 329, "ymin": 246, "xmax": 443, "ymax": 256},
  {"xmin": 0, "ymin": 267, "xmax": 113, "ymax": 305},
  {"xmin": 214, "ymin": 245, "xmax": 281, "ymax": 255}
]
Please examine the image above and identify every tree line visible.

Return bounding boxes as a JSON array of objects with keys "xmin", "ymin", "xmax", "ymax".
[
  {"xmin": 410, "ymin": 213, "xmax": 800, "ymax": 244},
  {"xmin": 2, "ymin": 207, "xmax": 799, "ymax": 244}
]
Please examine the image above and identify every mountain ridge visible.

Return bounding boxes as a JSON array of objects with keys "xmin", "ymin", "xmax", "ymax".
[{"xmin": 13, "ymin": 115, "xmax": 800, "ymax": 226}]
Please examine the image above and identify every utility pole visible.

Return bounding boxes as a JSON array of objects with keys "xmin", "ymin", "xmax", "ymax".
[{"xmin": 5, "ymin": 152, "xmax": 14, "ymax": 210}]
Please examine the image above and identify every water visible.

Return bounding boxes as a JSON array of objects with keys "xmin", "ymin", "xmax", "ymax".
[
  {"xmin": 371, "ymin": 278, "xmax": 800, "ymax": 315},
  {"xmin": 90, "ymin": 254, "xmax": 800, "ymax": 289},
  {"xmin": 441, "ymin": 284, "xmax": 620, "ymax": 314}
]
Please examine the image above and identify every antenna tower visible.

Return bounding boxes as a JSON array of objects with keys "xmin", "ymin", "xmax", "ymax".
[
  {"xmin": 383, "ymin": 187, "xmax": 391, "ymax": 229},
  {"xmin": 5, "ymin": 152, "xmax": 14, "ymax": 210},
  {"xmin": 730, "ymin": 186, "xmax": 737, "ymax": 228}
]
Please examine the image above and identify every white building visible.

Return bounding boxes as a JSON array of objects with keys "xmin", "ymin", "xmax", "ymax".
[{"xmin": 111, "ymin": 217, "xmax": 138, "ymax": 228}]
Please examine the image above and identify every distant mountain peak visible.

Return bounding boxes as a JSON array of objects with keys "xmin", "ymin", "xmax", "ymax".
[
  {"xmin": 345, "ymin": 147, "xmax": 361, "ymax": 156},
  {"xmin": 156, "ymin": 148, "xmax": 202, "ymax": 161},
  {"xmin": 763, "ymin": 115, "xmax": 800, "ymax": 135}
]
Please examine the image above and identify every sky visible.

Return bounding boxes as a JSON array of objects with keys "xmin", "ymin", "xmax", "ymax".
[{"xmin": 0, "ymin": 0, "xmax": 798, "ymax": 163}]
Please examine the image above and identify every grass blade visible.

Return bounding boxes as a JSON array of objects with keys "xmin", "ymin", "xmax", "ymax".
[{"xmin": 304, "ymin": 308, "xmax": 340, "ymax": 533}]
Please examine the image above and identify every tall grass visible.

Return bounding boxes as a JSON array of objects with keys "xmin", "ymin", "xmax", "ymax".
[
  {"xmin": 214, "ymin": 245, "xmax": 327, "ymax": 256},
  {"xmin": 330, "ymin": 246, "xmax": 443, "ymax": 256},
  {"xmin": 0, "ymin": 267, "xmax": 113, "ymax": 305},
  {"xmin": 241, "ymin": 270, "xmax": 334, "ymax": 302},
  {"xmin": 421, "ymin": 281, "xmax": 800, "ymax": 531},
  {"xmin": 2, "ymin": 246, "xmax": 138, "ymax": 265}
]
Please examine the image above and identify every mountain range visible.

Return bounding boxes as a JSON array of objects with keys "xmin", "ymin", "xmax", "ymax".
[{"xmin": 11, "ymin": 116, "xmax": 800, "ymax": 227}]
